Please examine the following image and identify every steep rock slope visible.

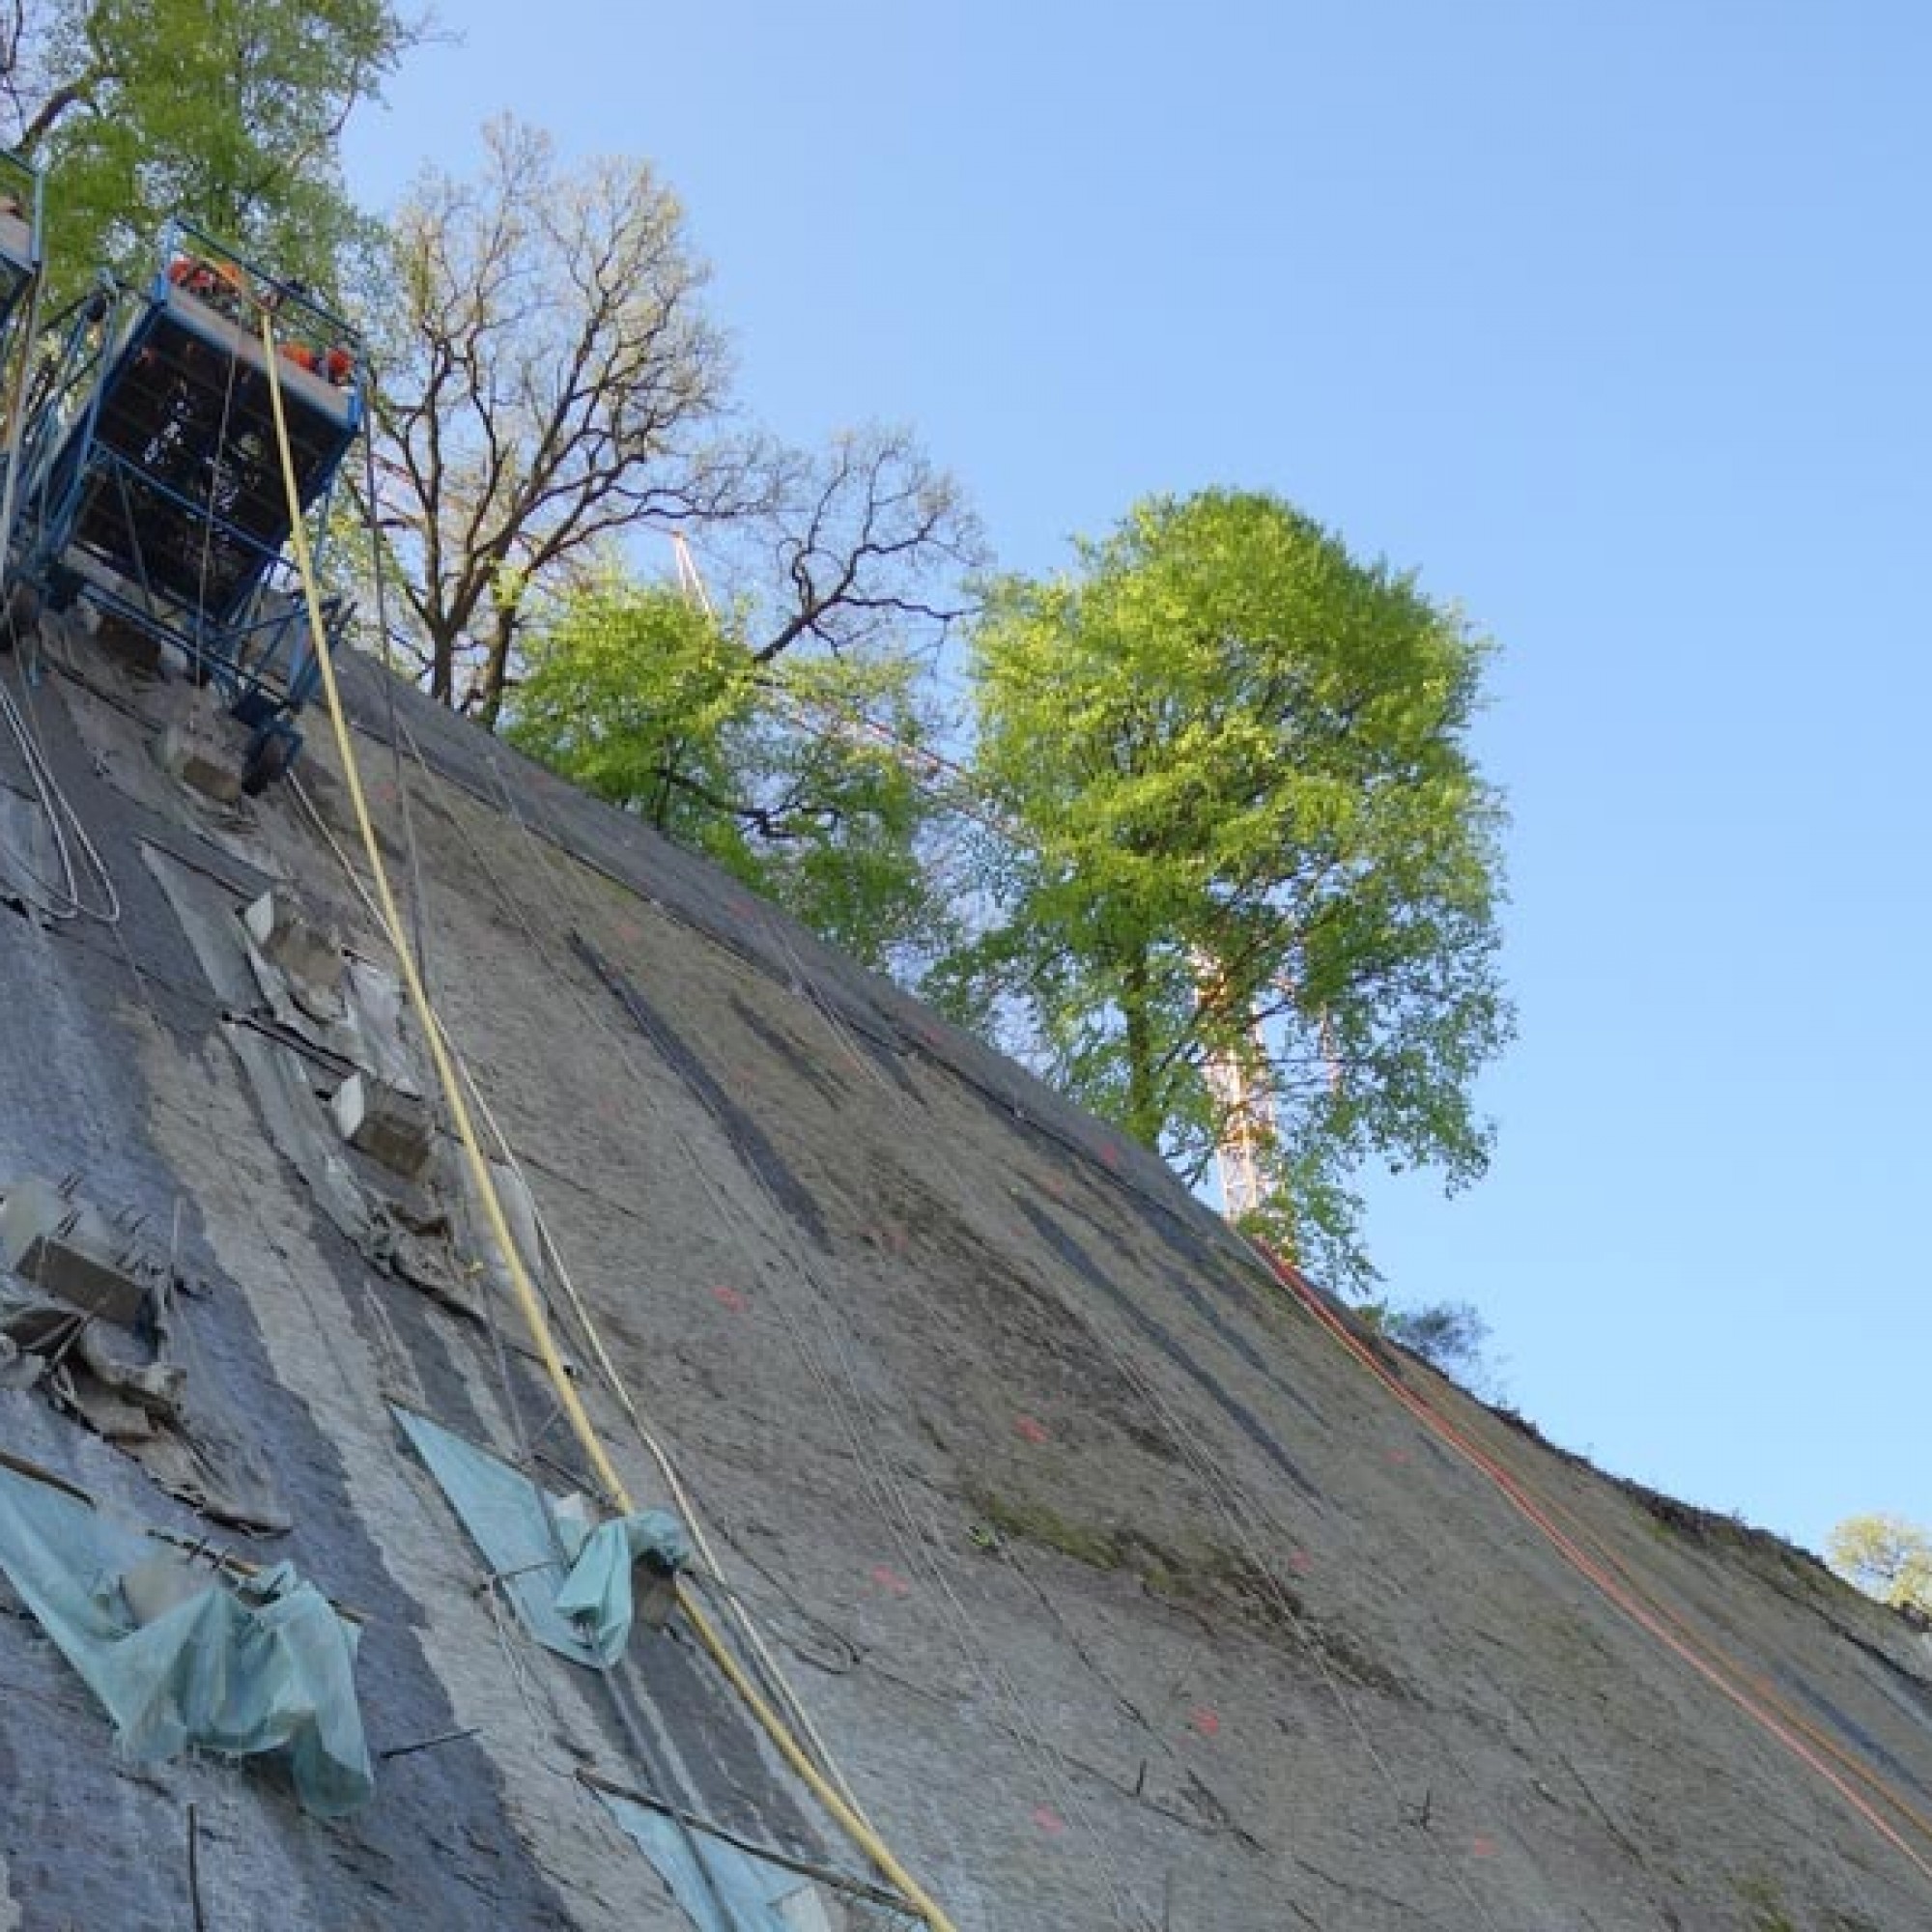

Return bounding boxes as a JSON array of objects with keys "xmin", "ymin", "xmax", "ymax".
[{"xmin": 0, "ymin": 631, "xmax": 1926, "ymax": 1930}]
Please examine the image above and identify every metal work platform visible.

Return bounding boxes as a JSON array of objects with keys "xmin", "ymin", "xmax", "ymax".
[{"xmin": 7, "ymin": 224, "xmax": 363, "ymax": 790}]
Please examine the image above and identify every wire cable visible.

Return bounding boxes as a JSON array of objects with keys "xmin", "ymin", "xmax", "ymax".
[{"xmin": 1255, "ymin": 1238, "xmax": 1932, "ymax": 1892}]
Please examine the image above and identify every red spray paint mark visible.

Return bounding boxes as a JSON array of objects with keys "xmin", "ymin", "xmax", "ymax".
[
  {"xmin": 1031, "ymin": 1804, "xmax": 1065, "ymax": 1836},
  {"xmin": 1187, "ymin": 1707, "xmax": 1221, "ymax": 1738},
  {"xmin": 710, "ymin": 1284, "xmax": 747, "ymax": 1313},
  {"xmin": 1470, "ymin": 1835, "xmax": 1498, "ymax": 1859},
  {"xmin": 1098, "ymin": 1142, "xmax": 1121, "ymax": 1171},
  {"xmin": 1014, "ymin": 1414, "xmax": 1050, "ymax": 1445},
  {"xmin": 868, "ymin": 1564, "xmax": 912, "ymax": 1599},
  {"xmin": 1287, "ymin": 1548, "xmax": 1312, "ymax": 1575}
]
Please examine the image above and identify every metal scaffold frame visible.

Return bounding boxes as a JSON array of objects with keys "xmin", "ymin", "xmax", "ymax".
[{"xmin": 3, "ymin": 219, "xmax": 365, "ymax": 790}]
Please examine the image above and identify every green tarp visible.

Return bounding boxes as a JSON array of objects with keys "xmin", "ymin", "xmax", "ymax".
[
  {"xmin": 392, "ymin": 1406, "xmax": 690, "ymax": 1668},
  {"xmin": 0, "ymin": 1461, "xmax": 372, "ymax": 1815}
]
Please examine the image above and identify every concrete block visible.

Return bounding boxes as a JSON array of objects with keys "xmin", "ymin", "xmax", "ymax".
[
  {"xmin": 0, "ymin": 1176, "xmax": 154, "ymax": 1326},
  {"xmin": 331, "ymin": 1072, "xmax": 434, "ymax": 1179},
  {"xmin": 243, "ymin": 889, "xmax": 345, "ymax": 1005},
  {"xmin": 154, "ymin": 702, "xmax": 247, "ymax": 803}
]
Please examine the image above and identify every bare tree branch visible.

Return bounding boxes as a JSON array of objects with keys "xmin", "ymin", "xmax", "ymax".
[{"xmin": 364, "ymin": 117, "xmax": 766, "ymax": 724}]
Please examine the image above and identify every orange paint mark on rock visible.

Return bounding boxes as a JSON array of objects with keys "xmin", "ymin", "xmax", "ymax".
[
  {"xmin": 1187, "ymin": 1707, "xmax": 1221, "ymax": 1738},
  {"xmin": 710, "ymin": 1284, "xmax": 748, "ymax": 1313},
  {"xmin": 1470, "ymin": 1835, "xmax": 1498, "ymax": 1858},
  {"xmin": 1097, "ymin": 1141, "xmax": 1121, "ymax": 1171},
  {"xmin": 1031, "ymin": 1804, "xmax": 1065, "ymax": 1836},
  {"xmin": 1014, "ymin": 1414, "xmax": 1050, "ymax": 1445},
  {"xmin": 868, "ymin": 1564, "xmax": 912, "ymax": 1599}
]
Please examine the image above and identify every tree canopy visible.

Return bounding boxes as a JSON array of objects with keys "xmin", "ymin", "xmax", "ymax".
[
  {"xmin": 365, "ymin": 115, "xmax": 750, "ymax": 721},
  {"xmin": 364, "ymin": 119, "xmax": 980, "ymax": 732},
  {"xmin": 1828, "ymin": 1515, "xmax": 1932, "ymax": 1615},
  {"xmin": 3, "ymin": 0, "xmax": 419, "ymax": 292},
  {"xmin": 951, "ymin": 489, "xmax": 1512, "ymax": 1282},
  {"xmin": 503, "ymin": 571, "xmax": 964, "ymax": 980}
]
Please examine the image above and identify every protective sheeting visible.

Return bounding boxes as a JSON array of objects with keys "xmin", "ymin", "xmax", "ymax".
[
  {"xmin": 392, "ymin": 1405, "xmax": 690, "ymax": 1668},
  {"xmin": 594, "ymin": 1787, "xmax": 834, "ymax": 1931},
  {"xmin": 554, "ymin": 1511, "xmax": 691, "ymax": 1662},
  {"xmin": 0, "ymin": 1461, "xmax": 372, "ymax": 1815}
]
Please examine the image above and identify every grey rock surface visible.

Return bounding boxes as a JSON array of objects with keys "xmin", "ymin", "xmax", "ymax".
[{"xmin": 0, "ymin": 635, "xmax": 1925, "ymax": 1930}]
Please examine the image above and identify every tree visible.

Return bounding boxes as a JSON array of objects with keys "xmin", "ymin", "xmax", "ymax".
[
  {"xmin": 366, "ymin": 116, "xmax": 984, "ymax": 730},
  {"xmin": 1358, "ymin": 1298, "xmax": 1499, "ymax": 1395},
  {"xmin": 2, "ymin": 0, "xmax": 421, "ymax": 292},
  {"xmin": 503, "ymin": 570, "xmax": 967, "ymax": 981},
  {"xmin": 364, "ymin": 115, "xmax": 752, "ymax": 723},
  {"xmin": 1827, "ymin": 1515, "xmax": 1932, "ymax": 1614},
  {"xmin": 952, "ymin": 490, "xmax": 1511, "ymax": 1285}
]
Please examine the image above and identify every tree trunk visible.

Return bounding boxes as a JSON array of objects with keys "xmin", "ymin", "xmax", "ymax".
[
  {"xmin": 1122, "ymin": 946, "xmax": 1158, "ymax": 1148},
  {"xmin": 473, "ymin": 607, "xmax": 518, "ymax": 733},
  {"xmin": 429, "ymin": 627, "xmax": 455, "ymax": 707}
]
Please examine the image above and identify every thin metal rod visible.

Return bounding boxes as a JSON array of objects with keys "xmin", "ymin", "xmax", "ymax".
[
  {"xmin": 185, "ymin": 1803, "xmax": 207, "ymax": 1932},
  {"xmin": 379, "ymin": 1725, "xmax": 480, "ymax": 1762},
  {"xmin": 576, "ymin": 1766, "xmax": 920, "ymax": 1918}
]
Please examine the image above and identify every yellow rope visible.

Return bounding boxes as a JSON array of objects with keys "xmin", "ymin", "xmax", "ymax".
[{"xmin": 257, "ymin": 315, "xmax": 956, "ymax": 1932}]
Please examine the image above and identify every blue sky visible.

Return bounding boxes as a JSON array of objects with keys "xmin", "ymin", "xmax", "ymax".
[{"xmin": 344, "ymin": 3, "xmax": 1929, "ymax": 1559}]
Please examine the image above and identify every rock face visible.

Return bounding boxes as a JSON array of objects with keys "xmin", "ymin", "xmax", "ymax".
[{"xmin": 0, "ymin": 634, "xmax": 1928, "ymax": 1932}]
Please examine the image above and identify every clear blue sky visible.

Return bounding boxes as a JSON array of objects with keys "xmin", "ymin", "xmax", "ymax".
[{"xmin": 344, "ymin": 3, "xmax": 1929, "ymax": 1561}]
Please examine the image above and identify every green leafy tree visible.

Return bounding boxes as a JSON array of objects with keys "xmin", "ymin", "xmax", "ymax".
[
  {"xmin": 3, "ymin": 0, "xmax": 422, "ymax": 292},
  {"xmin": 952, "ymin": 489, "xmax": 1511, "ymax": 1284},
  {"xmin": 1827, "ymin": 1515, "xmax": 1932, "ymax": 1614},
  {"xmin": 504, "ymin": 572, "xmax": 963, "ymax": 980}
]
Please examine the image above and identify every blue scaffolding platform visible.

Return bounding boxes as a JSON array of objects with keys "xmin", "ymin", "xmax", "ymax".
[{"xmin": 8, "ymin": 224, "xmax": 365, "ymax": 791}]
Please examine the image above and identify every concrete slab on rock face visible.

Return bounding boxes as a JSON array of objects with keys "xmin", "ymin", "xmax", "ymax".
[
  {"xmin": 153, "ymin": 689, "xmax": 250, "ymax": 804},
  {"xmin": 331, "ymin": 1071, "xmax": 434, "ymax": 1179},
  {"xmin": 0, "ymin": 1174, "xmax": 154, "ymax": 1325},
  {"xmin": 243, "ymin": 888, "xmax": 345, "ymax": 1010},
  {"xmin": 152, "ymin": 711, "xmax": 247, "ymax": 800}
]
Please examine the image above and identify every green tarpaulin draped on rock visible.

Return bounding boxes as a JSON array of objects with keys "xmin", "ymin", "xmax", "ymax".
[
  {"xmin": 393, "ymin": 1404, "xmax": 689, "ymax": 1668},
  {"xmin": 0, "ymin": 1461, "xmax": 372, "ymax": 1815}
]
